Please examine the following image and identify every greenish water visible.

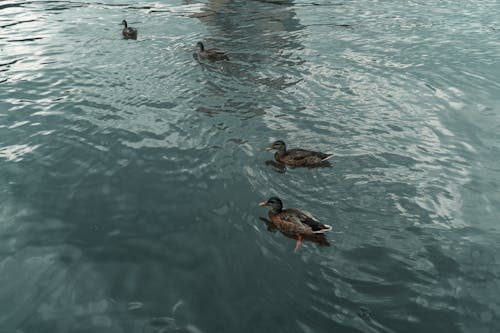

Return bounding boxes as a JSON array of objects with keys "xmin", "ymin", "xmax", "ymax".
[{"xmin": 1, "ymin": 0, "xmax": 500, "ymax": 332}]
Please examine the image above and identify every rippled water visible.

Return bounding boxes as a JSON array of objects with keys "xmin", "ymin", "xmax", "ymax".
[{"xmin": 1, "ymin": 0, "xmax": 500, "ymax": 332}]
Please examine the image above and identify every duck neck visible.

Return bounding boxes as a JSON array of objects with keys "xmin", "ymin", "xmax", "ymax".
[
  {"xmin": 271, "ymin": 205, "xmax": 282, "ymax": 214},
  {"xmin": 275, "ymin": 146, "xmax": 286, "ymax": 157},
  {"xmin": 279, "ymin": 143, "xmax": 287, "ymax": 154}
]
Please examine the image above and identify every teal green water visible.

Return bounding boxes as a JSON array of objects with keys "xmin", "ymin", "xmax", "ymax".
[{"xmin": 1, "ymin": 0, "xmax": 500, "ymax": 332}]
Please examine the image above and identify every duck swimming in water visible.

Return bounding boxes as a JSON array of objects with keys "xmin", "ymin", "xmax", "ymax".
[
  {"xmin": 266, "ymin": 140, "xmax": 333, "ymax": 167},
  {"xmin": 196, "ymin": 41, "xmax": 229, "ymax": 61},
  {"xmin": 120, "ymin": 20, "xmax": 137, "ymax": 40},
  {"xmin": 259, "ymin": 197, "xmax": 332, "ymax": 251}
]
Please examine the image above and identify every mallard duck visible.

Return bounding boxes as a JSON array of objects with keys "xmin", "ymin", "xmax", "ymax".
[
  {"xmin": 259, "ymin": 197, "xmax": 332, "ymax": 251},
  {"xmin": 196, "ymin": 41, "xmax": 229, "ymax": 61},
  {"xmin": 266, "ymin": 140, "xmax": 333, "ymax": 167},
  {"xmin": 120, "ymin": 20, "xmax": 137, "ymax": 40}
]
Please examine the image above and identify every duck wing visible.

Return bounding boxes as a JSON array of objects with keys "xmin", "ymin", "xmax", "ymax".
[
  {"xmin": 283, "ymin": 208, "xmax": 332, "ymax": 233},
  {"xmin": 287, "ymin": 149, "xmax": 332, "ymax": 161},
  {"xmin": 206, "ymin": 48, "xmax": 229, "ymax": 60},
  {"xmin": 207, "ymin": 48, "xmax": 226, "ymax": 55},
  {"xmin": 271, "ymin": 210, "xmax": 309, "ymax": 234},
  {"xmin": 123, "ymin": 27, "xmax": 137, "ymax": 39}
]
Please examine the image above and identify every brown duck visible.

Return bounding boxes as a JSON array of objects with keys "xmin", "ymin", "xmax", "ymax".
[
  {"xmin": 196, "ymin": 41, "xmax": 229, "ymax": 61},
  {"xmin": 266, "ymin": 140, "xmax": 333, "ymax": 167},
  {"xmin": 259, "ymin": 197, "xmax": 332, "ymax": 251},
  {"xmin": 120, "ymin": 20, "xmax": 137, "ymax": 40}
]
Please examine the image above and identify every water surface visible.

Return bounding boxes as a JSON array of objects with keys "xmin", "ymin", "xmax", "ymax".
[{"xmin": 1, "ymin": 0, "xmax": 500, "ymax": 332}]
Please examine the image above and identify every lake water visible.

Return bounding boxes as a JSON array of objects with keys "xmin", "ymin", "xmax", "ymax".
[{"xmin": 1, "ymin": 0, "xmax": 500, "ymax": 332}]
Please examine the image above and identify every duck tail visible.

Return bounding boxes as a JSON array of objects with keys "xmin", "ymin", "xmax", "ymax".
[
  {"xmin": 322, "ymin": 153, "xmax": 334, "ymax": 161},
  {"xmin": 313, "ymin": 224, "xmax": 332, "ymax": 233}
]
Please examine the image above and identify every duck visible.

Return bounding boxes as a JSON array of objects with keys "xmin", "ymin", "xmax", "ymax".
[
  {"xmin": 196, "ymin": 41, "xmax": 229, "ymax": 61},
  {"xmin": 120, "ymin": 20, "xmax": 137, "ymax": 40},
  {"xmin": 266, "ymin": 140, "xmax": 333, "ymax": 167},
  {"xmin": 259, "ymin": 197, "xmax": 332, "ymax": 251}
]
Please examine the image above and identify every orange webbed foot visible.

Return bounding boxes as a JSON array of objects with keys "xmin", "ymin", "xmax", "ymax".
[{"xmin": 294, "ymin": 235, "xmax": 303, "ymax": 252}]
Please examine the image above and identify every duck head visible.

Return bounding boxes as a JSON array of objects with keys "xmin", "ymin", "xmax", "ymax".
[
  {"xmin": 196, "ymin": 41, "xmax": 205, "ymax": 51},
  {"xmin": 120, "ymin": 20, "xmax": 128, "ymax": 28},
  {"xmin": 259, "ymin": 197, "xmax": 283, "ymax": 213},
  {"xmin": 266, "ymin": 140, "xmax": 286, "ymax": 153}
]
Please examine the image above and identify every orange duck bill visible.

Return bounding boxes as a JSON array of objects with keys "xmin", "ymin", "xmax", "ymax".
[{"xmin": 258, "ymin": 201, "xmax": 268, "ymax": 206}]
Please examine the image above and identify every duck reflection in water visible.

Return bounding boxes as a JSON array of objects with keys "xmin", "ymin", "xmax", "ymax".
[{"xmin": 264, "ymin": 158, "xmax": 332, "ymax": 173}]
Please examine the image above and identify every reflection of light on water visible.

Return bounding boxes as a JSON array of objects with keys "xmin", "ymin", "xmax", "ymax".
[
  {"xmin": 0, "ymin": 144, "xmax": 39, "ymax": 161},
  {"xmin": 1, "ymin": 10, "xmax": 51, "ymax": 76},
  {"xmin": 146, "ymin": 2, "xmax": 207, "ymax": 15},
  {"xmin": 342, "ymin": 49, "xmax": 413, "ymax": 69}
]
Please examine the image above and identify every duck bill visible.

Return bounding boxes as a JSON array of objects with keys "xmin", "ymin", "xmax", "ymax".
[
  {"xmin": 258, "ymin": 201, "xmax": 268, "ymax": 206},
  {"xmin": 265, "ymin": 146, "xmax": 274, "ymax": 151}
]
